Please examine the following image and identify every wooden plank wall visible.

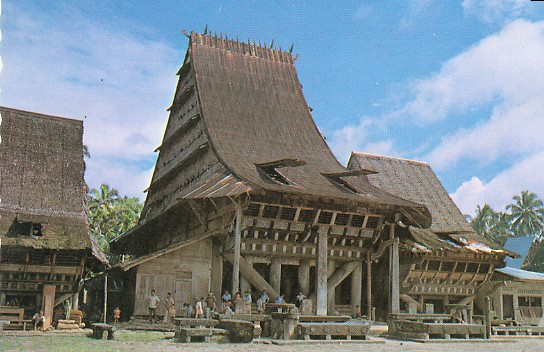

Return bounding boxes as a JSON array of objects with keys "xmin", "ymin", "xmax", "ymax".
[{"xmin": 133, "ymin": 239, "xmax": 212, "ymax": 316}]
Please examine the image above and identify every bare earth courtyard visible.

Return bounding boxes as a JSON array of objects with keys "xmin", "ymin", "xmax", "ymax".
[{"xmin": 0, "ymin": 330, "xmax": 543, "ymax": 352}]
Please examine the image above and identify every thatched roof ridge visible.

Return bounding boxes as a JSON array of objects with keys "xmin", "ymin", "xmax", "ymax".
[
  {"xmin": 0, "ymin": 106, "xmax": 91, "ymax": 251},
  {"xmin": 187, "ymin": 33, "xmax": 431, "ymax": 226},
  {"xmin": 348, "ymin": 152, "xmax": 472, "ymax": 233}
]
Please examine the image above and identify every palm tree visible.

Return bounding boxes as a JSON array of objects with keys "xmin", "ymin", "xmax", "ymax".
[
  {"xmin": 470, "ymin": 204, "xmax": 497, "ymax": 236},
  {"xmin": 506, "ymin": 190, "xmax": 544, "ymax": 238},
  {"xmin": 88, "ymin": 184, "xmax": 120, "ymax": 210}
]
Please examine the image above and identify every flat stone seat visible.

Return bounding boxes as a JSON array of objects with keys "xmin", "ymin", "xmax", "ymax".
[
  {"xmin": 178, "ymin": 327, "xmax": 216, "ymax": 343},
  {"xmin": 389, "ymin": 320, "xmax": 485, "ymax": 340},
  {"xmin": 218, "ymin": 319, "xmax": 255, "ymax": 343},
  {"xmin": 91, "ymin": 323, "xmax": 116, "ymax": 340},
  {"xmin": 299, "ymin": 315, "xmax": 351, "ymax": 323},
  {"xmin": 389, "ymin": 313, "xmax": 453, "ymax": 323},
  {"xmin": 174, "ymin": 318, "xmax": 217, "ymax": 327},
  {"xmin": 0, "ymin": 320, "xmax": 10, "ymax": 334},
  {"xmin": 298, "ymin": 321, "xmax": 371, "ymax": 340},
  {"xmin": 218, "ymin": 313, "xmax": 272, "ymax": 322},
  {"xmin": 492, "ymin": 326, "xmax": 544, "ymax": 336}
]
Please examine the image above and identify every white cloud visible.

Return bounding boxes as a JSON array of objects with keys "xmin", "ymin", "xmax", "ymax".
[
  {"xmin": 0, "ymin": 3, "xmax": 180, "ymax": 198},
  {"xmin": 451, "ymin": 150, "xmax": 544, "ymax": 215},
  {"xmin": 396, "ymin": 20, "xmax": 544, "ymax": 169},
  {"xmin": 462, "ymin": 0, "xmax": 534, "ymax": 25}
]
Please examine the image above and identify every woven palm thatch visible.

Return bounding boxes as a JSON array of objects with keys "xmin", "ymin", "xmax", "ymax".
[
  {"xmin": 348, "ymin": 152, "xmax": 515, "ymax": 256},
  {"xmin": 0, "ymin": 106, "xmax": 90, "ymax": 251}
]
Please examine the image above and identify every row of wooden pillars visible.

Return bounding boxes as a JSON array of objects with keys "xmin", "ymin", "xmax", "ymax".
[{"xmin": 225, "ymin": 201, "xmax": 401, "ymax": 317}]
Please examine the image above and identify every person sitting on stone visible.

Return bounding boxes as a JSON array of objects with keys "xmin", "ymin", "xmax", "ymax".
[{"xmin": 32, "ymin": 310, "xmax": 45, "ymax": 331}]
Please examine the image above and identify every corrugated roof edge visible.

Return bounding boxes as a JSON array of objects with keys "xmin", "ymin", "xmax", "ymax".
[{"xmin": 496, "ymin": 266, "xmax": 544, "ymax": 281}]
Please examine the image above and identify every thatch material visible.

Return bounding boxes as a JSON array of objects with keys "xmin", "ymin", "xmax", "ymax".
[
  {"xmin": 0, "ymin": 106, "xmax": 91, "ymax": 251},
  {"xmin": 348, "ymin": 152, "xmax": 514, "ymax": 257},
  {"xmin": 349, "ymin": 152, "xmax": 471, "ymax": 233},
  {"xmin": 189, "ymin": 33, "xmax": 429, "ymax": 215}
]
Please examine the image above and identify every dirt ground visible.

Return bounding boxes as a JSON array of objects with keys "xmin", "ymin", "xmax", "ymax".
[{"xmin": 1, "ymin": 330, "xmax": 544, "ymax": 352}]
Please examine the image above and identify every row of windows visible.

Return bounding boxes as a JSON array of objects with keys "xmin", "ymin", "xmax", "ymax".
[
  {"xmin": 244, "ymin": 203, "xmax": 381, "ymax": 229},
  {"xmin": 414, "ymin": 260, "xmax": 490, "ymax": 273}
]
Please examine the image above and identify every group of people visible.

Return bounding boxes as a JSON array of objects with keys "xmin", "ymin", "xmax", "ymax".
[
  {"xmin": 145, "ymin": 290, "xmax": 217, "ymax": 323},
  {"xmin": 143, "ymin": 288, "xmax": 306, "ymax": 324},
  {"xmin": 221, "ymin": 289, "xmax": 290, "ymax": 314}
]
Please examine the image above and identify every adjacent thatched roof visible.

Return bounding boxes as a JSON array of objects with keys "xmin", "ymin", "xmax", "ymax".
[
  {"xmin": 348, "ymin": 152, "xmax": 471, "ymax": 233},
  {"xmin": 187, "ymin": 33, "xmax": 430, "ymax": 225},
  {"xmin": 349, "ymin": 152, "xmax": 515, "ymax": 257},
  {"xmin": 522, "ymin": 237, "xmax": 544, "ymax": 272},
  {"xmin": 0, "ymin": 106, "xmax": 91, "ymax": 250}
]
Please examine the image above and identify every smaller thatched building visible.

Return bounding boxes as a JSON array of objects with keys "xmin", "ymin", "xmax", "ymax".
[
  {"xmin": 0, "ymin": 106, "xmax": 101, "ymax": 328},
  {"xmin": 348, "ymin": 152, "xmax": 516, "ymax": 315}
]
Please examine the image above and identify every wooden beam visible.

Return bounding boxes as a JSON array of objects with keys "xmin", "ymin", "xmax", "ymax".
[
  {"xmin": 188, "ymin": 200, "xmax": 207, "ymax": 229},
  {"xmin": 316, "ymin": 227, "xmax": 328, "ymax": 316},
  {"xmin": 351, "ymin": 261, "xmax": 362, "ymax": 315},
  {"xmin": 232, "ymin": 202, "xmax": 242, "ymax": 294},
  {"xmin": 223, "ymin": 253, "xmax": 279, "ymax": 299},
  {"xmin": 366, "ymin": 251, "xmax": 372, "ymax": 319}
]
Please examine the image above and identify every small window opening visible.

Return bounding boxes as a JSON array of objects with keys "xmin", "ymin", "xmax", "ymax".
[
  {"xmin": 298, "ymin": 209, "xmax": 314, "ymax": 223},
  {"xmin": 244, "ymin": 203, "xmax": 261, "ymax": 217},
  {"xmin": 350, "ymin": 215, "xmax": 365, "ymax": 227},
  {"xmin": 262, "ymin": 205, "xmax": 279, "ymax": 218},
  {"xmin": 32, "ymin": 223, "xmax": 43, "ymax": 237},
  {"xmin": 318, "ymin": 211, "xmax": 333, "ymax": 224},
  {"xmin": 258, "ymin": 165, "xmax": 294, "ymax": 185},
  {"xmin": 365, "ymin": 216, "xmax": 380, "ymax": 229},
  {"xmin": 322, "ymin": 173, "xmax": 360, "ymax": 193},
  {"xmin": 280, "ymin": 207, "xmax": 297, "ymax": 221},
  {"xmin": 334, "ymin": 213, "xmax": 350, "ymax": 226}
]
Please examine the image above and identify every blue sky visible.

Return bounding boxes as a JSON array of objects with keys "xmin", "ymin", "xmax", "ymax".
[{"xmin": 1, "ymin": 0, "xmax": 544, "ymax": 215}]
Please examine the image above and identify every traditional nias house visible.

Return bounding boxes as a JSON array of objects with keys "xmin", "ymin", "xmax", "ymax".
[
  {"xmin": 110, "ymin": 32, "xmax": 432, "ymax": 318},
  {"xmin": 348, "ymin": 152, "xmax": 516, "ymax": 316},
  {"xmin": 0, "ymin": 106, "xmax": 99, "ymax": 328}
]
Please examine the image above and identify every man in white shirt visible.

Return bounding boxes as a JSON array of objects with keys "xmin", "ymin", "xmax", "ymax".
[{"xmin": 146, "ymin": 290, "xmax": 161, "ymax": 323}]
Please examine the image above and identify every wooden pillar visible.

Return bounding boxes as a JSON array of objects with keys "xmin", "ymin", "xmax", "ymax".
[
  {"xmin": 327, "ymin": 260, "xmax": 336, "ymax": 314},
  {"xmin": 232, "ymin": 204, "xmax": 242, "ymax": 295},
  {"xmin": 103, "ymin": 274, "xmax": 108, "ymax": 323},
  {"xmin": 240, "ymin": 256, "xmax": 253, "ymax": 293},
  {"xmin": 298, "ymin": 259, "xmax": 311, "ymax": 296},
  {"xmin": 366, "ymin": 251, "xmax": 372, "ymax": 319},
  {"xmin": 391, "ymin": 236, "xmax": 400, "ymax": 313},
  {"xmin": 42, "ymin": 284, "xmax": 56, "ymax": 330},
  {"xmin": 351, "ymin": 261, "xmax": 362, "ymax": 315},
  {"xmin": 484, "ymin": 296, "xmax": 492, "ymax": 339},
  {"xmin": 211, "ymin": 245, "xmax": 223, "ymax": 300},
  {"xmin": 316, "ymin": 228, "xmax": 328, "ymax": 316},
  {"xmin": 72, "ymin": 292, "xmax": 79, "ymax": 310},
  {"xmin": 270, "ymin": 257, "xmax": 282, "ymax": 294}
]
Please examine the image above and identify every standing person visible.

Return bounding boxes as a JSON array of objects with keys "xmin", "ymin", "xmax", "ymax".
[
  {"xmin": 243, "ymin": 291, "xmax": 252, "ymax": 314},
  {"xmin": 32, "ymin": 310, "xmax": 45, "ymax": 331},
  {"xmin": 195, "ymin": 301, "xmax": 204, "ymax": 318},
  {"xmin": 221, "ymin": 291, "xmax": 231, "ymax": 310},
  {"xmin": 113, "ymin": 307, "xmax": 121, "ymax": 324},
  {"xmin": 163, "ymin": 292, "xmax": 175, "ymax": 324},
  {"xmin": 205, "ymin": 292, "xmax": 216, "ymax": 319},
  {"xmin": 180, "ymin": 303, "xmax": 188, "ymax": 319},
  {"xmin": 296, "ymin": 292, "xmax": 306, "ymax": 307},
  {"xmin": 256, "ymin": 297, "xmax": 263, "ymax": 314},
  {"xmin": 146, "ymin": 290, "xmax": 160, "ymax": 323},
  {"xmin": 186, "ymin": 303, "xmax": 193, "ymax": 318},
  {"xmin": 276, "ymin": 294, "xmax": 284, "ymax": 304},
  {"xmin": 234, "ymin": 291, "xmax": 243, "ymax": 313},
  {"xmin": 260, "ymin": 290, "xmax": 269, "ymax": 304}
]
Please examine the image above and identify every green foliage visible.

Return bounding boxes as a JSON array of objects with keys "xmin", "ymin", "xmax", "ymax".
[
  {"xmin": 470, "ymin": 190, "xmax": 544, "ymax": 246},
  {"xmin": 87, "ymin": 184, "xmax": 142, "ymax": 264}
]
